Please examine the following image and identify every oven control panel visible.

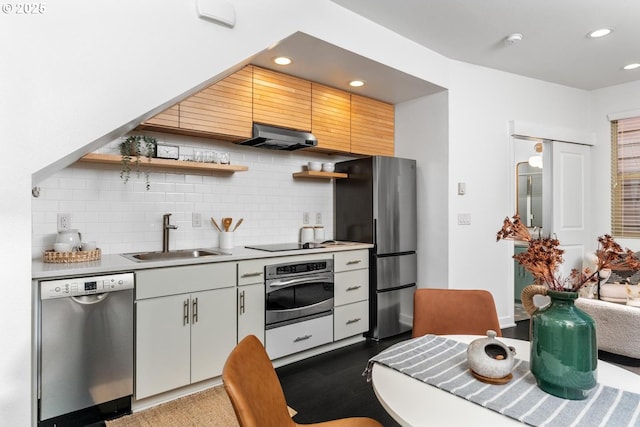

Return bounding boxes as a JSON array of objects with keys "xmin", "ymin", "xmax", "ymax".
[
  {"xmin": 40, "ymin": 272, "xmax": 134, "ymax": 300},
  {"xmin": 266, "ymin": 259, "xmax": 333, "ymax": 279}
]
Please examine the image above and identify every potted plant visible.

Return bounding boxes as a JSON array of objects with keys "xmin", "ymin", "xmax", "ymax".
[
  {"xmin": 496, "ymin": 214, "xmax": 640, "ymax": 399},
  {"xmin": 119, "ymin": 135, "xmax": 157, "ymax": 190}
]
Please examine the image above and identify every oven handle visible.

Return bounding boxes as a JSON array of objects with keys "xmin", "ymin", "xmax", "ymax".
[
  {"xmin": 267, "ymin": 274, "xmax": 333, "ymax": 290},
  {"xmin": 267, "ymin": 299, "xmax": 334, "ymax": 314}
]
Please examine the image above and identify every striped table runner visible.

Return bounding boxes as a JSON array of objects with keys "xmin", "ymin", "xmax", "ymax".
[{"xmin": 364, "ymin": 335, "xmax": 640, "ymax": 427}]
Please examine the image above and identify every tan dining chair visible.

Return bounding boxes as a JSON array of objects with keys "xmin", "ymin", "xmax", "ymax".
[
  {"xmin": 222, "ymin": 335, "xmax": 383, "ymax": 427},
  {"xmin": 412, "ymin": 288, "xmax": 502, "ymax": 338}
]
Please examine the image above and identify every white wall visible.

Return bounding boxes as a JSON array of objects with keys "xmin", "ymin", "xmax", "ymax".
[
  {"xmin": 443, "ymin": 61, "xmax": 590, "ymax": 324},
  {"xmin": 395, "ymin": 91, "xmax": 450, "ymax": 288},
  {"xmin": 2, "ymin": 0, "xmax": 616, "ymax": 423}
]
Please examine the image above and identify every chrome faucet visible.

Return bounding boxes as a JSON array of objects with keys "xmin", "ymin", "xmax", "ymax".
[{"xmin": 162, "ymin": 213, "xmax": 178, "ymax": 252}]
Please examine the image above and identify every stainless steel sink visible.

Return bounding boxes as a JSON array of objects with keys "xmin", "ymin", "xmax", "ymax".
[{"xmin": 121, "ymin": 249, "xmax": 228, "ymax": 262}]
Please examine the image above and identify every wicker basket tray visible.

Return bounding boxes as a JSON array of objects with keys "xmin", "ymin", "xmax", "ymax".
[{"xmin": 43, "ymin": 248, "xmax": 102, "ymax": 263}]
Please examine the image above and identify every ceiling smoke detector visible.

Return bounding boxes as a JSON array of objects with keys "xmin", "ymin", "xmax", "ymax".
[{"xmin": 504, "ymin": 33, "xmax": 523, "ymax": 45}]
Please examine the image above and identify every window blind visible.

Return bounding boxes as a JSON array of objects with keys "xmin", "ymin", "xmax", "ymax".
[{"xmin": 612, "ymin": 116, "xmax": 640, "ymax": 237}]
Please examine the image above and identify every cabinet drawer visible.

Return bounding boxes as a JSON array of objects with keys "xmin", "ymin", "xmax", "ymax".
[
  {"xmin": 136, "ymin": 262, "xmax": 236, "ymax": 299},
  {"xmin": 335, "ymin": 269, "xmax": 369, "ymax": 306},
  {"xmin": 334, "ymin": 301, "xmax": 369, "ymax": 341},
  {"xmin": 237, "ymin": 258, "xmax": 270, "ymax": 286},
  {"xmin": 334, "ymin": 249, "xmax": 369, "ymax": 272},
  {"xmin": 265, "ymin": 315, "xmax": 333, "ymax": 360}
]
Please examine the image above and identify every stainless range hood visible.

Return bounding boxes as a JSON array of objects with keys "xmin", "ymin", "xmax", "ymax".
[{"xmin": 236, "ymin": 123, "xmax": 317, "ymax": 150}]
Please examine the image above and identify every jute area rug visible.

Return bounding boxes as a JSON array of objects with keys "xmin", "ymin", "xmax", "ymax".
[{"xmin": 106, "ymin": 385, "xmax": 297, "ymax": 427}]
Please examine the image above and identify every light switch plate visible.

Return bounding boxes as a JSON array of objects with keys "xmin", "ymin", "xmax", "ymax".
[{"xmin": 457, "ymin": 213, "xmax": 471, "ymax": 225}]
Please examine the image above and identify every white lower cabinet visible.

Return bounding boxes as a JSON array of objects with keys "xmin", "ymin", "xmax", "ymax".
[
  {"xmin": 334, "ymin": 249, "xmax": 370, "ymax": 340},
  {"xmin": 334, "ymin": 300, "xmax": 369, "ymax": 340},
  {"xmin": 136, "ymin": 294, "xmax": 190, "ymax": 399},
  {"xmin": 238, "ymin": 283, "xmax": 265, "ymax": 344},
  {"xmin": 265, "ymin": 315, "xmax": 333, "ymax": 360},
  {"xmin": 135, "ymin": 263, "xmax": 236, "ymax": 400},
  {"xmin": 191, "ymin": 288, "xmax": 237, "ymax": 383}
]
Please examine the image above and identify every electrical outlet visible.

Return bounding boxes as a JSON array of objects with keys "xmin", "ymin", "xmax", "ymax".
[
  {"xmin": 303, "ymin": 212, "xmax": 310, "ymax": 224},
  {"xmin": 316, "ymin": 212, "xmax": 322, "ymax": 224},
  {"xmin": 57, "ymin": 213, "xmax": 71, "ymax": 231},
  {"xmin": 192, "ymin": 212, "xmax": 202, "ymax": 227}
]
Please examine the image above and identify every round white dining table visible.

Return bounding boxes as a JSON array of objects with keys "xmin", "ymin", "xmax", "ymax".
[{"xmin": 371, "ymin": 335, "xmax": 640, "ymax": 427}]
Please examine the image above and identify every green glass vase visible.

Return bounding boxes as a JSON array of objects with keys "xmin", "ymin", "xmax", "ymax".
[{"xmin": 529, "ymin": 290, "xmax": 597, "ymax": 400}]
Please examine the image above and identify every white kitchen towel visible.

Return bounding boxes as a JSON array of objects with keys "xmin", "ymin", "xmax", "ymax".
[{"xmin": 364, "ymin": 334, "xmax": 640, "ymax": 427}]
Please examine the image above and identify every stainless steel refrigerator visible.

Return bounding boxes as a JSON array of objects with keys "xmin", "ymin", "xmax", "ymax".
[{"xmin": 335, "ymin": 156, "xmax": 417, "ymax": 340}]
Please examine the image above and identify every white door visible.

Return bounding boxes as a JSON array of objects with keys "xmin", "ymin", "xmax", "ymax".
[{"xmin": 545, "ymin": 141, "xmax": 591, "ymax": 278}]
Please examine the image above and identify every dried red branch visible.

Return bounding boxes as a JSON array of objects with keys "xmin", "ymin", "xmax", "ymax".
[{"xmin": 497, "ymin": 217, "xmax": 640, "ymax": 292}]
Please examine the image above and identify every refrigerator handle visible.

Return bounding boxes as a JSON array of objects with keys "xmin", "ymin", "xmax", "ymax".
[{"xmin": 373, "ymin": 218, "xmax": 377, "ymax": 248}]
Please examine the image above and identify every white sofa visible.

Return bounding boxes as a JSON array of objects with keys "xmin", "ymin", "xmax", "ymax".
[{"xmin": 575, "ymin": 297, "xmax": 640, "ymax": 359}]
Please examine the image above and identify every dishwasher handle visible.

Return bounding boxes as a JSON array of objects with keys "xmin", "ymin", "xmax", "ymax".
[{"xmin": 71, "ymin": 293, "xmax": 109, "ymax": 305}]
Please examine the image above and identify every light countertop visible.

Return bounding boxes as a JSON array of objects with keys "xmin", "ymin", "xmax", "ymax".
[{"xmin": 32, "ymin": 242, "xmax": 373, "ymax": 280}]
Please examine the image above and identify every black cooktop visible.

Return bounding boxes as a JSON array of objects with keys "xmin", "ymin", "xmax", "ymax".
[{"xmin": 245, "ymin": 242, "xmax": 330, "ymax": 252}]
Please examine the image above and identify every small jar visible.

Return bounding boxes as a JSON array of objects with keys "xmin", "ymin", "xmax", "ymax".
[
  {"xmin": 314, "ymin": 226, "xmax": 325, "ymax": 242},
  {"xmin": 300, "ymin": 226, "xmax": 314, "ymax": 243}
]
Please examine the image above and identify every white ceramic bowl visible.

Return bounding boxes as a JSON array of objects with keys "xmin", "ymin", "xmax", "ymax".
[
  {"xmin": 81, "ymin": 241, "xmax": 97, "ymax": 251},
  {"xmin": 54, "ymin": 243, "xmax": 73, "ymax": 252},
  {"xmin": 322, "ymin": 163, "xmax": 335, "ymax": 172},
  {"xmin": 308, "ymin": 161, "xmax": 322, "ymax": 171}
]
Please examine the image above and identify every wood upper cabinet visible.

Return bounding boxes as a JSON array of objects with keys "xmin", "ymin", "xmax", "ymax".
[
  {"xmin": 311, "ymin": 83, "xmax": 351, "ymax": 152},
  {"xmin": 140, "ymin": 65, "xmax": 395, "ymax": 156},
  {"xmin": 350, "ymin": 94, "xmax": 394, "ymax": 156},
  {"xmin": 140, "ymin": 66, "xmax": 253, "ymax": 141},
  {"xmin": 253, "ymin": 66, "xmax": 311, "ymax": 131},
  {"xmin": 179, "ymin": 65, "xmax": 253, "ymax": 139},
  {"xmin": 144, "ymin": 104, "xmax": 180, "ymax": 129}
]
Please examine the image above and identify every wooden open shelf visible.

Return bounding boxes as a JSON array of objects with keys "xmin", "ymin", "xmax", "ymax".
[
  {"xmin": 292, "ymin": 171, "xmax": 348, "ymax": 179},
  {"xmin": 79, "ymin": 153, "xmax": 249, "ymax": 173}
]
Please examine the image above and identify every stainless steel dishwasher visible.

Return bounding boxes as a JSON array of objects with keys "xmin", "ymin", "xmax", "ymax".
[{"xmin": 38, "ymin": 272, "xmax": 134, "ymax": 426}]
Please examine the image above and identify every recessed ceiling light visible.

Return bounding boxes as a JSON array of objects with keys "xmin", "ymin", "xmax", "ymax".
[
  {"xmin": 273, "ymin": 56, "xmax": 292, "ymax": 66},
  {"xmin": 624, "ymin": 63, "xmax": 640, "ymax": 70},
  {"xmin": 349, "ymin": 80, "xmax": 365, "ymax": 87},
  {"xmin": 587, "ymin": 28, "xmax": 613, "ymax": 38}
]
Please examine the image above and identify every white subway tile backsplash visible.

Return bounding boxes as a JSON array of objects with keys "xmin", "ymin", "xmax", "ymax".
[{"xmin": 32, "ymin": 133, "xmax": 349, "ymax": 258}]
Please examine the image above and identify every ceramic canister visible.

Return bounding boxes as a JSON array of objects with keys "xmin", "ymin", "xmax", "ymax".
[{"xmin": 300, "ymin": 226, "xmax": 314, "ymax": 243}]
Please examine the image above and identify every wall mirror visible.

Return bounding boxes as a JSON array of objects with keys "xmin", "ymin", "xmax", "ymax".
[
  {"xmin": 514, "ymin": 139, "xmax": 543, "ymax": 229},
  {"xmin": 516, "ymin": 162, "xmax": 543, "ymax": 228}
]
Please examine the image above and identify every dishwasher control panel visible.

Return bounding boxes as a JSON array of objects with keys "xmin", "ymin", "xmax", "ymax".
[{"xmin": 40, "ymin": 272, "xmax": 134, "ymax": 300}]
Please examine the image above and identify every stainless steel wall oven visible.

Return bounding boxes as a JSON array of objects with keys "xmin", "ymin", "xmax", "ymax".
[{"xmin": 265, "ymin": 259, "xmax": 334, "ymax": 329}]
